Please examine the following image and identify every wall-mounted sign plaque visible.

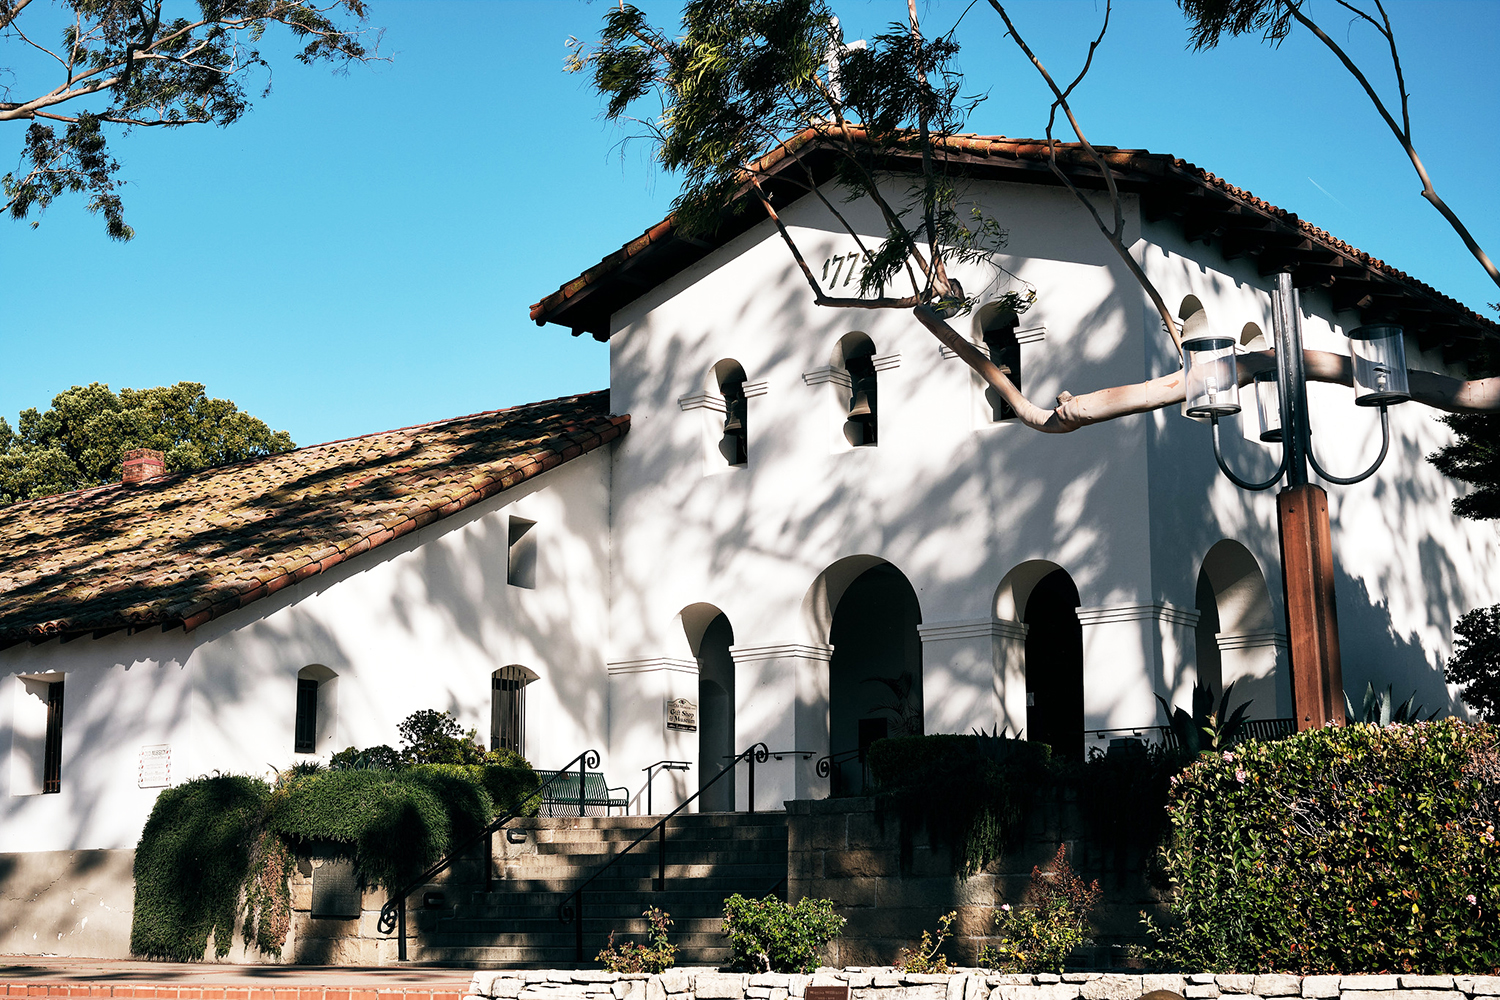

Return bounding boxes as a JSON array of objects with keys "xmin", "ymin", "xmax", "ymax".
[
  {"xmin": 667, "ymin": 698, "xmax": 698, "ymax": 732},
  {"xmin": 806, "ymin": 988, "xmax": 850, "ymax": 1000},
  {"xmin": 138, "ymin": 744, "xmax": 171, "ymax": 788}
]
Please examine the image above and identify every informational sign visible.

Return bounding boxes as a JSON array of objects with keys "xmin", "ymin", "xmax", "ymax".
[
  {"xmin": 311, "ymin": 858, "xmax": 362, "ymax": 918},
  {"xmin": 806, "ymin": 988, "xmax": 850, "ymax": 1000},
  {"xmin": 666, "ymin": 698, "xmax": 697, "ymax": 732},
  {"xmin": 138, "ymin": 744, "xmax": 171, "ymax": 788}
]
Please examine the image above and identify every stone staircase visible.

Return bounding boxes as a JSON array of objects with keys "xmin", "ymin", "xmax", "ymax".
[{"xmin": 409, "ymin": 811, "xmax": 789, "ymax": 967}]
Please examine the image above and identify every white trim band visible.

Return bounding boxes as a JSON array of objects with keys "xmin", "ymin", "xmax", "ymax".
[
  {"xmin": 1217, "ymin": 630, "xmax": 1288, "ymax": 652},
  {"xmin": 802, "ymin": 367, "xmax": 852, "ymax": 389},
  {"xmin": 742, "ymin": 380, "xmax": 771, "ymax": 398},
  {"xmin": 1076, "ymin": 602, "xmax": 1201, "ymax": 628},
  {"xmin": 678, "ymin": 392, "xmax": 727, "ymax": 413},
  {"xmin": 728, "ymin": 643, "xmax": 834, "ymax": 663},
  {"xmin": 917, "ymin": 618, "xmax": 1029, "ymax": 642},
  {"xmin": 607, "ymin": 657, "xmax": 700, "ymax": 676},
  {"xmin": 871, "ymin": 353, "xmax": 902, "ymax": 372}
]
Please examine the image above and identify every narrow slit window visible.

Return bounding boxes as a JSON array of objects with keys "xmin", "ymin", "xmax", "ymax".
[
  {"xmin": 294, "ymin": 678, "xmax": 318, "ymax": 754},
  {"xmin": 720, "ymin": 372, "xmax": 748, "ymax": 466},
  {"xmin": 508, "ymin": 516, "xmax": 537, "ymax": 589},
  {"xmin": 42, "ymin": 680, "xmax": 64, "ymax": 794}
]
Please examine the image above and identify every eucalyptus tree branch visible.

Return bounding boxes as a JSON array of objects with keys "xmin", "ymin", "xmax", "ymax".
[
  {"xmin": 988, "ymin": 0, "xmax": 1185, "ymax": 353},
  {"xmin": 1283, "ymin": 0, "xmax": 1499, "ymax": 288},
  {"xmin": 908, "ymin": 0, "xmax": 947, "ymax": 298},
  {"xmin": 0, "ymin": 0, "xmax": 35, "ymax": 32}
]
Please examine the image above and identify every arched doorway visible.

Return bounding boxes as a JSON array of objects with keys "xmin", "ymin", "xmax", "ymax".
[
  {"xmin": 678, "ymin": 603, "xmax": 736, "ymax": 812},
  {"xmin": 1023, "ymin": 569, "xmax": 1084, "ymax": 761},
  {"xmin": 828, "ymin": 562, "xmax": 922, "ymax": 792},
  {"xmin": 1195, "ymin": 540, "xmax": 1284, "ymax": 718}
]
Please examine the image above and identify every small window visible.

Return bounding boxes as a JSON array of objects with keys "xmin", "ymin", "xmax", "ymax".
[
  {"xmin": 982, "ymin": 313, "xmax": 1022, "ymax": 421},
  {"xmin": 294, "ymin": 665, "xmax": 338, "ymax": 755},
  {"xmin": 508, "ymin": 516, "xmax": 537, "ymax": 589},
  {"xmin": 839, "ymin": 334, "xmax": 878, "ymax": 447},
  {"xmin": 492, "ymin": 665, "xmax": 535, "ymax": 753},
  {"xmin": 43, "ymin": 681, "xmax": 64, "ymax": 794},
  {"xmin": 295, "ymin": 678, "xmax": 318, "ymax": 754}
]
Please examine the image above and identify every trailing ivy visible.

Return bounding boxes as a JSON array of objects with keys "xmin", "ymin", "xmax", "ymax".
[
  {"xmin": 131, "ymin": 775, "xmax": 270, "ymax": 961},
  {"xmin": 1147, "ymin": 719, "xmax": 1500, "ymax": 973},
  {"xmin": 132, "ymin": 757, "xmax": 539, "ymax": 961}
]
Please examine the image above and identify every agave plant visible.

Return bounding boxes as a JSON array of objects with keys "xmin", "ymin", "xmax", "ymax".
[
  {"xmin": 1155, "ymin": 680, "xmax": 1254, "ymax": 754},
  {"xmin": 1344, "ymin": 682, "xmax": 1440, "ymax": 725}
]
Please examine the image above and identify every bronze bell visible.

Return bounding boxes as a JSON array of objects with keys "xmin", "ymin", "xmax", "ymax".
[
  {"xmin": 724, "ymin": 397, "xmax": 746, "ymax": 434},
  {"xmin": 848, "ymin": 375, "xmax": 876, "ymax": 418}
]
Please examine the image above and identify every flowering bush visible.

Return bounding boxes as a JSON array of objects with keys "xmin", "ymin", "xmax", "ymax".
[
  {"xmin": 895, "ymin": 910, "xmax": 956, "ymax": 973},
  {"xmin": 1147, "ymin": 719, "xmax": 1500, "ymax": 973},
  {"xmin": 597, "ymin": 907, "xmax": 677, "ymax": 973},
  {"xmin": 722, "ymin": 894, "xmax": 845, "ymax": 973},
  {"xmin": 980, "ymin": 845, "xmax": 1099, "ymax": 973}
]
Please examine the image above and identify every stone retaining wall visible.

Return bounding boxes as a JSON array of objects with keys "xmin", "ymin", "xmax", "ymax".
[{"xmin": 464, "ymin": 971, "xmax": 1500, "ymax": 1000}]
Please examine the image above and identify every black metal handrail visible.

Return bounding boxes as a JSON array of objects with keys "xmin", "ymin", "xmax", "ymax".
[
  {"xmin": 378, "ymin": 747, "xmax": 600, "ymax": 961},
  {"xmin": 557, "ymin": 741, "xmax": 810, "ymax": 962},
  {"xmin": 815, "ymin": 747, "xmax": 869, "ymax": 797},
  {"xmin": 642, "ymin": 759, "xmax": 691, "ymax": 815}
]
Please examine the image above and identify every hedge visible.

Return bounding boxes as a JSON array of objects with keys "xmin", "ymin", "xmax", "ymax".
[{"xmin": 1149, "ymin": 719, "xmax": 1500, "ymax": 973}]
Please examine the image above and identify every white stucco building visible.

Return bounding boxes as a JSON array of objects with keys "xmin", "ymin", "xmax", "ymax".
[{"xmin": 3, "ymin": 134, "xmax": 1497, "ymax": 956}]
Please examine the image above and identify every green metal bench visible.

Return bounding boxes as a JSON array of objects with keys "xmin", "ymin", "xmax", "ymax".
[{"xmin": 533, "ymin": 768, "xmax": 630, "ymax": 816}]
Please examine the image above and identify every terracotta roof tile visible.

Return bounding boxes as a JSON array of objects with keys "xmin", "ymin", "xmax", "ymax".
[{"xmin": 0, "ymin": 391, "xmax": 628, "ymax": 646}]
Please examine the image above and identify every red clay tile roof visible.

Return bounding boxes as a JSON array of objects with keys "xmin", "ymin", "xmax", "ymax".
[
  {"xmin": 531, "ymin": 128, "xmax": 1498, "ymax": 358},
  {"xmin": 0, "ymin": 391, "xmax": 627, "ymax": 647}
]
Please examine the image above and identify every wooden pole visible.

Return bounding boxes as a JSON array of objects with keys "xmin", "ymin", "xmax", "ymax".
[{"xmin": 1277, "ymin": 483, "xmax": 1346, "ymax": 731}]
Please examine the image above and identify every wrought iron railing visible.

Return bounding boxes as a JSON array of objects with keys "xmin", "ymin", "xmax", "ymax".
[
  {"xmin": 557, "ymin": 741, "xmax": 810, "ymax": 962},
  {"xmin": 815, "ymin": 747, "xmax": 870, "ymax": 797},
  {"xmin": 377, "ymin": 747, "xmax": 601, "ymax": 961},
  {"xmin": 641, "ymin": 759, "xmax": 691, "ymax": 814}
]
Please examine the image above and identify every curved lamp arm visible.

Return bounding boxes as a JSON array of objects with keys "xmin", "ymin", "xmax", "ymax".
[
  {"xmin": 1307, "ymin": 404, "xmax": 1391, "ymax": 486},
  {"xmin": 1211, "ymin": 417, "xmax": 1287, "ymax": 492}
]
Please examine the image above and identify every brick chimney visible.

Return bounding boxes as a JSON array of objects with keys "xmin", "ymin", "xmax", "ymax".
[{"xmin": 122, "ymin": 448, "xmax": 166, "ymax": 485}]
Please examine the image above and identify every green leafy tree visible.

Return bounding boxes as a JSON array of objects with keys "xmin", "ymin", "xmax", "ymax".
[
  {"xmin": 1447, "ymin": 605, "xmax": 1500, "ymax": 724},
  {"xmin": 0, "ymin": 381, "xmax": 295, "ymax": 504},
  {"xmin": 1430, "ymin": 412, "xmax": 1500, "ymax": 522},
  {"xmin": 1, "ymin": 0, "xmax": 380, "ymax": 240},
  {"xmin": 396, "ymin": 708, "xmax": 485, "ymax": 766}
]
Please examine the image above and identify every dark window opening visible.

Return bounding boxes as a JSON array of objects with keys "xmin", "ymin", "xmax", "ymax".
[
  {"xmin": 857, "ymin": 717, "xmax": 888, "ymax": 761},
  {"xmin": 295, "ymin": 678, "xmax": 318, "ymax": 753},
  {"xmin": 983, "ymin": 315, "xmax": 1021, "ymax": 421},
  {"xmin": 844, "ymin": 354, "xmax": 878, "ymax": 446},
  {"xmin": 720, "ymin": 374, "xmax": 748, "ymax": 466},
  {"xmin": 42, "ymin": 681, "xmax": 64, "ymax": 794},
  {"xmin": 508, "ymin": 517, "xmax": 537, "ymax": 589},
  {"xmin": 492, "ymin": 668, "xmax": 527, "ymax": 753}
]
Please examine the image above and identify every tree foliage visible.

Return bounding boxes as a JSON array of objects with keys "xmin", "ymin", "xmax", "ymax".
[
  {"xmin": 0, "ymin": 381, "xmax": 295, "ymax": 505},
  {"xmin": 1447, "ymin": 605, "xmax": 1500, "ymax": 724},
  {"xmin": 1429, "ymin": 412, "xmax": 1500, "ymax": 522},
  {"xmin": 1, "ymin": 0, "xmax": 379, "ymax": 240}
]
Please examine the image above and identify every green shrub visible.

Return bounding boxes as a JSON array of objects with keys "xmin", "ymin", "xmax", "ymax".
[
  {"xmin": 398, "ymin": 708, "xmax": 486, "ymax": 764},
  {"xmin": 1448, "ymin": 605, "xmax": 1500, "ymax": 722},
  {"xmin": 721, "ymin": 894, "xmax": 845, "ymax": 973},
  {"xmin": 597, "ymin": 906, "xmax": 677, "ymax": 973},
  {"xmin": 329, "ymin": 744, "xmax": 405, "ymax": 770},
  {"xmin": 868, "ymin": 733, "xmax": 1049, "ymax": 877},
  {"xmin": 981, "ymin": 844, "xmax": 1099, "ymax": 973},
  {"xmin": 894, "ymin": 910, "xmax": 955, "ymax": 973},
  {"xmin": 131, "ymin": 775, "xmax": 271, "ymax": 961},
  {"xmin": 1147, "ymin": 719, "xmax": 1500, "ymax": 973}
]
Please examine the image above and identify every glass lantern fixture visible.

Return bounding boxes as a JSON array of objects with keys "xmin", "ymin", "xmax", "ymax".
[
  {"xmin": 1254, "ymin": 369, "xmax": 1282, "ymax": 443},
  {"xmin": 1182, "ymin": 335, "xmax": 1241, "ymax": 418},
  {"xmin": 1348, "ymin": 324, "xmax": 1411, "ymax": 406}
]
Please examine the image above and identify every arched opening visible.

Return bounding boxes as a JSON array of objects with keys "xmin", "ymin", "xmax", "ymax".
[
  {"xmin": 295, "ymin": 664, "xmax": 338, "ymax": 756},
  {"xmin": 827, "ymin": 561, "xmax": 922, "ymax": 793},
  {"xmin": 685, "ymin": 608, "xmax": 737, "ymax": 812},
  {"xmin": 712, "ymin": 360, "xmax": 749, "ymax": 466},
  {"xmin": 1022, "ymin": 569, "xmax": 1083, "ymax": 761},
  {"xmin": 1178, "ymin": 295, "xmax": 1205, "ymax": 321},
  {"xmin": 1195, "ymin": 540, "xmax": 1282, "ymax": 717},
  {"xmin": 491, "ymin": 665, "xmax": 537, "ymax": 754},
  {"xmin": 836, "ymin": 332, "xmax": 879, "ymax": 447},
  {"xmin": 1240, "ymin": 322, "xmax": 1267, "ymax": 351}
]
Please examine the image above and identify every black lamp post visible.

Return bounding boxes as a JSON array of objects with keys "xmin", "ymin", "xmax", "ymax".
[{"xmin": 1183, "ymin": 271, "xmax": 1411, "ymax": 730}]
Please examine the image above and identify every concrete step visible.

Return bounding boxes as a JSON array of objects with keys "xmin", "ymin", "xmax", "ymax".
[{"xmin": 407, "ymin": 943, "xmax": 732, "ymax": 966}]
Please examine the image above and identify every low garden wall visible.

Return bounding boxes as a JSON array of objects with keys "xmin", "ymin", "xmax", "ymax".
[{"xmin": 463, "ymin": 971, "xmax": 1500, "ymax": 1000}]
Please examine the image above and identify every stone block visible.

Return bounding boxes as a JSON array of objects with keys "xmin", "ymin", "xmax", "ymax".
[
  {"xmin": 1143, "ymin": 976, "xmax": 1186, "ymax": 994},
  {"xmin": 624, "ymin": 983, "xmax": 647, "ymax": 1000},
  {"xmin": 827, "ymin": 850, "xmax": 898, "ymax": 879},
  {"xmin": 752, "ymin": 976, "xmax": 792, "ymax": 990},
  {"xmin": 1063, "ymin": 977, "xmax": 1100, "ymax": 985},
  {"xmin": 1343, "ymin": 992, "xmax": 1460, "ymax": 1000},
  {"xmin": 905, "ymin": 986, "xmax": 948, "ymax": 1000},
  {"xmin": 1458, "ymin": 982, "xmax": 1500, "ymax": 997},
  {"xmin": 772, "ymin": 991, "xmax": 788, "ymax": 1000},
  {"xmin": 574, "ymin": 974, "xmax": 618, "ymax": 984},
  {"xmin": 1216, "ymin": 978, "xmax": 1256, "ymax": 994},
  {"xmin": 989, "ymin": 980, "xmax": 1034, "ymax": 988},
  {"xmin": 1188, "ymin": 978, "xmax": 1216, "ymax": 987},
  {"xmin": 1301, "ymin": 978, "xmax": 1339, "ymax": 998},
  {"xmin": 493, "ymin": 977, "xmax": 527, "ymax": 998},
  {"xmin": 947, "ymin": 975, "xmax": 970, "ymax": 1000},
  {"xmin": 696, "ymin": 975, "xmax": 747, "ymax": 999},
  {"xmin": 1036, "ymin": 979, "xmax": 1062, "ymax": 987},
  {"xmin": 874, "ymin": 977, "xmax": 903, "ymax": 989},
  {"xmin": 1080, "ymin": 976, "xmax": 1141, "ymax": 1000},
  {"xmin": 995, "ymin": 986, "xmax": 1081, "ymax": 1000},
  {"xmin": 1184, "ymin": 987, "xmax": 1219, "ymax": 998},
  {"xmin": 846, "ymin": 811, "xmax": 895, "ymax": 850},
  {"xmin": 470, "ymin": 973, "xmax": 500, "ymax": 997},
  {"xmin": 907, "ymin": 977, "xmax": 953, "ymax": 986},
  {"xmin": 1339, "ymin": 980, "xmax": 1398, "ymax": 992},
  {"xmin": 661, "ymin": 974, "xmax": 690, "ymax": 995},
  {"xmin": 747, "ymin": 990, "xmax": 771, "ymax": 999},
  {"xmin": 1401, "ymin": 981, "xmax": 1453, "ymax": 991},
  {"xmin": 845, "ymin": 976, "xmax": 874, "ymax": 989},
  {"xmin": 647, "ymin": 979, "xmax": 667, "ymax": 1000},
  {"xmin": 1254, "ymin": 977, "xmax": 1300, "ymax": 997},
  {"xmin": 789, "ymin": 976, "xmax": 811, "ymax": 997}
]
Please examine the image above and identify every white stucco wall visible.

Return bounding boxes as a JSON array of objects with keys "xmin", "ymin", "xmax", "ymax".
[{"xmin": 0, "ymin": 449, "xmax": 613, "ymax": 853}]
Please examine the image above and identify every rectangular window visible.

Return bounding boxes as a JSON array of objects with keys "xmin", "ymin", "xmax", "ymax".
[
  {"xmin": 507, "ymin": 516, "xmax": 537, "ymax": 589},
  {"xmin": 42, "ymin": 681, "xmax": 64, "ymax": 794},
  {"xmin": 295, "ymin": 678, "xmax": 318, "ymax": 754},
  {"xmin": 492, "ymin": 673, "xmax": 526, "ymax": 753}
]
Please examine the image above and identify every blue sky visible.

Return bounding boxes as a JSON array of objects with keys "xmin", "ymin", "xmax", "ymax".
[{"xmin": 2, "ymin": 0, "xmax": 1496, "ymax": 448}]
